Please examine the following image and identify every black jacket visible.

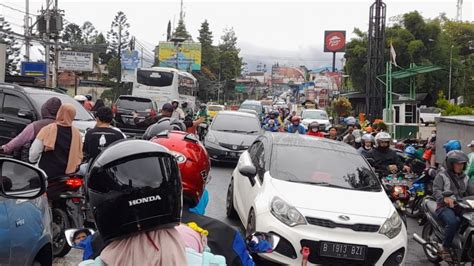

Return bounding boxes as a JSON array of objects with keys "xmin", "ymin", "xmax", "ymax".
[{"xmin": 366, "ymin": 147, "xmax": 404, "ymax": 173}]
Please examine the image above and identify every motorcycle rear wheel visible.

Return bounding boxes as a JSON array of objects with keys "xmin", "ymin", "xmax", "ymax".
[
  {"xmin": 421, "ymin": 223, "xmax": 442, "ymax": 263},
  {"xmin": 52, "ymin": 208, "xmax": 71, "ymax": 257},
  {"xmin": 406, "ymin": 197, "xmax": 423, "ymax": 218}
]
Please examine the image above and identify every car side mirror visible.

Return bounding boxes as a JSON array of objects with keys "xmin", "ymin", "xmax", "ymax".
[
  {"xmin": 239, "ymin": 165, "xmax": 257, "ymax": 178},
  {"xmin": 65, "ymin": 228, "xmax": 96, "ymax": 247},
  {"xmin": 246, "ymin": 232, "xmax": 281, "ymax": 253},
  {"xmin": 0, "ymin": 159, "xmax": 46, "ymax": 199},
  {"xmin": 17, "ymin": 109, "xmax": 34, "ymax": 120}
]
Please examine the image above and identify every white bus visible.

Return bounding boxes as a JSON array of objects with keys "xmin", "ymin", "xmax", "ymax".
[{"xmin": 132, "ymin": 67, "xmax": 198, "ymax": 110}]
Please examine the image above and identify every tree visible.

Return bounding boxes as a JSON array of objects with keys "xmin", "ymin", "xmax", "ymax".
[
  {"xmin": 82, "ymin": 21, "xmax": 98, "ymax": 45},
  {"xmin": 344, "ymin": 28, "xmax": 368, "ymax": 92},
  {"xmin": 173, "ymin": 18, "xmax": 191, "ymax": 40},
  {"xmin": 107, "ymin": 11, "xmax": 130, "ymax": 58},
  {"xmin": 0, "ymin": 17, "xmax": 21, "ymax": 74},
  {"xmin": 218, "ymin": 28, "xmax": 242, "ymax": 102},
  {"xmin": 166, "ymin": 20, "xmax": 172, "ymax": 41},
  {"xmin": 332, "ymin": 97, "xmax": 353, "ymax": 118},
  {"xmin": 62, "ymin": 23, "xmax": 83, "ymax": 45},
  {"xmin": 198, "ymin": 20, "xmax": 219, "ymax": 74}
]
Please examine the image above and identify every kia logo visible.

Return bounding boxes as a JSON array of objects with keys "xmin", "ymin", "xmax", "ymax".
[
  {"xmin": 232, "ymin": 145, "xmax": 238, "ymax": 150},
  {"xmin": 338, "ymin": 215, "xmax": 350, "ymax": 221}
]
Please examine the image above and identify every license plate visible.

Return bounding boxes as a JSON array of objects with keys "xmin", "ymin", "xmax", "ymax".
[{"xmin": 320, "ymin": 241, "xmax": 366, "ymax": 261}]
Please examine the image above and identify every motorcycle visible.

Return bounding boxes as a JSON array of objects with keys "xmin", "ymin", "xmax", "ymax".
[
  {"xmin": 380, "ymin": 172, "xmax": 413, "ymax": 226},
  {"xmin": 197, "ymin": 123, "xmax": 208, "ymax": 141},
  {"xmin": 405, "ymin": 172, "xmax": 433, "ymax": 219},
  {"xmin": 48, "ymin": 173, "xmax": 87, "ymax": 257},
  {"xmin": 413, "ymin": 194, "xmax": 474, "ymax": 265}
]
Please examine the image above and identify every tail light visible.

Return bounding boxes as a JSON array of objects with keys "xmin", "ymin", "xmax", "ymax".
[
  {"xmin": 150, "ymin": 108, "xmax": 157, "ymax": 117},
  {"xmin": 66, "ymin": 177, "xmax": 83, "ymax": 189},
  {"xmin": 392, "ymin": 185, "xmax": 408, "ymax": 200},
  {"xmin": 112, "ymin": 105, "xmax": 117, "ymax": 115}
]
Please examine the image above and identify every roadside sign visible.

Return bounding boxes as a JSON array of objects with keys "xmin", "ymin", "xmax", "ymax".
[
  {"xmin": 58, "ymin": 51, "xmax": 93, "ymax": 72},
  {"xmin": 324, "ymin": 31, "xmax": 346, "ymax": 53},
  {"xmin": 21, "ymin": 62, "xmax": 47, "ymax": 78},
  {"xmin": 235, "ymin": 84, "xmax": 246, "ymax": 93}
]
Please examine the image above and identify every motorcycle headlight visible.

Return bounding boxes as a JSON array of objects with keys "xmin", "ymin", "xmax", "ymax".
[
  {"xmin": 379, "ymin": 211, "xmax": 402, "ymax": 239},
  {"xmin": 270, "ymin": 197, "xmax": 306, "ymax": 227}
]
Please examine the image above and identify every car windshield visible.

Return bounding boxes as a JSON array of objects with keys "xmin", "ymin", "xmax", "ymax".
[
  {"xmin": 32, "ymin": 93, "xmax": 94, "ymax": 121},
  {"xmin": 270, "ymin": 145, "xmax": 381, "ymax": 192},
  {"xmin": 240, "ymin": 104, "xmax": 261, "ymax": 113},
  {"xmin": 211, "ymin": 114, "xmax": 260, "ymax": 133},
  {"xmin": 208, "ymin": 105, "xmax": 224, "ymax": 111},
  {"xmin": 302, "ymin": 111, "xmax": 328, "ymax": 120},
  {"xmin": 117, "ymin": 97, "xmax": 153, "ymax": 111}
]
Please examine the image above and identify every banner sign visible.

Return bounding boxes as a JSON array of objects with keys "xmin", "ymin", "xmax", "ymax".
[
  {"xmin": 324, "ymin": 31, "xmax": 346, "ymax": 53},
  {"xmin": 158, "ymin": 42, "xmax": 201, "ymax": 71},
  {"xmin": 58, "ymin": 51, "xmax": 93, "ymax": 72},
  {"xmin": 21, "ymin": 62, "xmax": 47, "ymax": 78}
]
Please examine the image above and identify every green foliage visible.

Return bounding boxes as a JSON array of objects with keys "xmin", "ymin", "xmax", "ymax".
[
  {"xmin": 218, "ymin": 28, "xmax": 242, "ymax": 102},
  {"xmin": 173, "ymin": 19, "xmax": 191, "ymax": 40},
  {"xmin": 62, "ymin": 23, "xmax": 83, "ymax": 45},
  {"xmin": 106, "ymin": 11, "xmax": 130, "ymax": 57},
  {"xmin": 332, "ymin": 97, "xmax": 353, "ymax": 117},
  {"xmin": 0, "ymin": 17, "xmax": 20, "ymax": 74},
  {"xmin": 436, "ymin": 91, "xmax": 474, "ymax": 115},
  {"xmin": 81, "ymin": 21, "xmax": 98, "ymax": 45},
  {"xmin": 106, "ymin": 57, "xmax": 121, "ymax": 81}
]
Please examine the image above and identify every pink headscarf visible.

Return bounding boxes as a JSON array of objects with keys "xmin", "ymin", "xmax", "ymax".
[{"xmin": 100, "ymin": 228, "xmax": 187, "ymax": 266}]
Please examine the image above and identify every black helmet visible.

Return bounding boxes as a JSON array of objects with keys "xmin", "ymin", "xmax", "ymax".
[
  {"xmin": 86, "ymin": 140, "xmax": 182, "ymax": 243},
  {"xmin": 85, "ymin": 95, "xmax": 92, "ymax": 101},
  {"xmin": 446, "ymin": 150, "xmax": 469, "ymax": 172},
  {"xmin": 308, "ymin": 121, "xmax": 319, "ymax": 130}
]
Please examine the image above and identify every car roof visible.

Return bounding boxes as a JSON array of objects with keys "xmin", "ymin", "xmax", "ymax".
[
  {"xmin": 266, "ymin": 132, "xmax": 358, "ymax": 154},
  {"xmin": 217, "ymin": 110, "xmax": 258, "ymax": 118},
  {"xmin": 241, "ymin": 100, "xmax": 262, "ymax": 105}
]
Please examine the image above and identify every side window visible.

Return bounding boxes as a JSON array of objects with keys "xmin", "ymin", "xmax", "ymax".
[
  {"xmin": 255, "ymin": 144, "xmax": 265, "ymax": 183},
  {"xmin": 248, "ymin": 142, "xmax": 260, "ymax": 167},
  {"xmin": 3, "ymin": 94, "xmax": 30, "ymax": 116}
]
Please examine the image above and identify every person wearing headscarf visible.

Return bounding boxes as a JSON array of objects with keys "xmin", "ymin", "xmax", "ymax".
[
  {"xmin": 0, "ymin": 97, "xmax": 62, "ymax": 160},
  {"xmin": 29, "ymin": 103, "xmax": 83, "ymax": 178}
]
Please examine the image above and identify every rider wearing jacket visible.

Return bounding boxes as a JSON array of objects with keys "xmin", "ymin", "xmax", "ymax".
[
  {"xmin": 366, "ymin": 132, "xmax": 406, "ymax": 174},
  {"xmin": 143, "ymin": 103, "xmax": 186, "ymax": 140},
  {"xmin": 307, "ymin": 122, "xmax": 324, "ymax": 137},
  {"xmin": 432, "ymin": 150, "xmax": 474, "ymax": 258},
  {"xmin": 358, "ymin": 134, "xmax": 375, "ymax": 157},
  {"xmin": 287, "ymin": 116, "xmax": 306, "ymax": 134}
]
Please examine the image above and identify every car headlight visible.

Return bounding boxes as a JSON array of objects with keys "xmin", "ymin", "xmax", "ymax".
[
  {"xmin": 270, "ymin": 197, "xmax": 306, "ymax": 227},
  {"xmin": 205, "ymin": 133, "xmax": 217, "ymax": 144},
  {"xmin": 379, "ymin": 211, "xmax": 402, "ymax": 239}
]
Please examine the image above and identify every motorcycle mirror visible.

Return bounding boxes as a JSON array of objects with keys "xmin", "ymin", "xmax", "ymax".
[
  {"xmin": 65, "ymin": 228, "xmax": 96, "ymax": 247},
  {"xmin": 246, "ymin": 232, "xmax": 280, "ymax": 254}
]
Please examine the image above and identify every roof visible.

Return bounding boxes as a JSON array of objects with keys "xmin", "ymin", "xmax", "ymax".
[
  {"xmin": 438, "ymin": 115, "xmax": 474, "ymax": 126},
  {"xmin": 241, "ymin": 100, "xmax": 262, "ymax": 104},
  {"xmin": 379, "ymin": 65, "xmax": 443, "ymax": 80},
  {"xmin": 267, "ymin": 133, "xmax": 358, "ymax": 154}
]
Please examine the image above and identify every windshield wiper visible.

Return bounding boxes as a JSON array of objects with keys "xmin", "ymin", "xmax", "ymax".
[
  {"xmin": 246, "ymin": 130, "xmax": 259, "ymax": 134},
  {"xmin": 287, "ymin": 180, "xmax": 347, "ymax": 189}
]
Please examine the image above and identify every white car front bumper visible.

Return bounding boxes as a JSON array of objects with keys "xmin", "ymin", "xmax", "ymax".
[{"xmin": 255, "ymin": 211, "xmax": 408, "ymax": 266}]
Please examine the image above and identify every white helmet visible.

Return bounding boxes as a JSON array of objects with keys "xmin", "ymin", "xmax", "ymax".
[
  {"xmin": 375, "ymin": 132, "xmax": 392, "ymax": 143},
  {"xmin": 74, "ymin": 95, "xmax": 87, "ymax": 102},
  {"xmin": 361, "ymin": 134, "xmax": 375, "ymax": 143}
]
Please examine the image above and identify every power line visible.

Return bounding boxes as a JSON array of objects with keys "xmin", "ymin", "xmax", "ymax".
[{"xmin": 0, "ymin": 3, "xmax": 29, "ymax": 15}]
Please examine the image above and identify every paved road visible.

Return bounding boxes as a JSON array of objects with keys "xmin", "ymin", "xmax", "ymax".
[{"xmin": 55, "ymin": 163, "xmax": 440, "ymax": 265}]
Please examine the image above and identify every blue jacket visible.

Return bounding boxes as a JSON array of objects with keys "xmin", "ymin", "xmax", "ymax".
[{"xmin": 288, "ymin": 124, "xmax": 306, "ymax": 134}]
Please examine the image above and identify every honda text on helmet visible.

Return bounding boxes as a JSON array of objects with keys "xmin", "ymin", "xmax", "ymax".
[
  {"xmin": 86, "ymin": 140, "xmax": 182, "ymax": 243},
  {"xmin": 151, "ymin": 131, "xmax": 211, "ymax": 208}
]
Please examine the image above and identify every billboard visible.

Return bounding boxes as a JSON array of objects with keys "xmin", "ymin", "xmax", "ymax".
[
  {"xmin": 58, "ymin": 51, "xmax": 93, "ymax": 72},
  {"xmin": 324, "ymin": 31, "xmax": 346, "ymax": 52},
  {"xmin": 121, "ymin": 50, "xmax": 140, "ymax": 70},
  {"xmin": 21, "ymin": 62, "xmax": 47, "ymax": 78},
  {"xmin": 158, "ymin": 42, "xmax": 201, "ymax": 71}
]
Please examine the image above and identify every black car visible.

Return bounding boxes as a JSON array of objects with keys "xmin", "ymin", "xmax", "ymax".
[
  {"xmin": 112, "ymin": 95, "xmax": 159, "ymax": 137},
  {"xmin": 203, "ymin": 111, "xmax": 262, "ymax": 162},
  {"xmin": 0, "ymin": 83, "xmax": 96, "ymax": 154}
]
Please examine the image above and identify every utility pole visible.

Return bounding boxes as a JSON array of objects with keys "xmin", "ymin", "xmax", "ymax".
[
  {"xmin": 52, "ymin": 0, "xmax": 59, "ymax": 88},
  {"xmin": 448, "ymin": 45, "xmax": 454, "ymax": 100},
  {"xmin": 44, "ymin": 0, "xmax": 52, "ymax": 87},
  {"xmin": 118, "ymin": 24, "xmax": 122, "ymax": 81},
  {"xmin": 24, "ymin": 0, "xmax": 30, "ymax": 61}
]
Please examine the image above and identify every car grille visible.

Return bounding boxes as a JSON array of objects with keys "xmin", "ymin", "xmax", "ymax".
[
  {"xmin": 306, "ymin": 217, "xmax": 380, "ymax": 232},
  {"xmin": 300, "ymin": 239, "xmax": 384, "ymax": 265},
  {"xmin": 219, "ymin": 143, "xmax": 249, "ymax": 151}
]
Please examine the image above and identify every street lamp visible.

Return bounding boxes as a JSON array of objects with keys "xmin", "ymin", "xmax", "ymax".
[{"xmin": 448, "ymin": 44, "xmax": 454, "ymax": 101}]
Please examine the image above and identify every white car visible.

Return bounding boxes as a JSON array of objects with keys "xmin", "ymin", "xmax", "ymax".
[
  {"xmin": 301, "ymin": 109, "xmax": 331, "ymax": 131},
  {"xmin": 226, "ymin": 133, "xmax": 407, "ymax": 265},
  {"xmin": 419, "ymin": 107, "xmax": 442, "ymax": 125}
]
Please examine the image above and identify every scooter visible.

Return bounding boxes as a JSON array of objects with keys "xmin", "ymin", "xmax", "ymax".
[
  {"xmin": 48, "ymin": 173, "xmax": 86, "ymax": 257},
  {"xmin": 405, "ymin": 172, "xmax": 433, "ymax": 219},
  {"xmin": 413, "ymin": 193, "xmax": 474, "ymax": 265}
]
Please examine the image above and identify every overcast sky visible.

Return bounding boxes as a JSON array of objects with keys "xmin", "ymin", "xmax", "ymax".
[{"xmin": 2, "ymin": 0, "xmax": 473, "ymax": 70}]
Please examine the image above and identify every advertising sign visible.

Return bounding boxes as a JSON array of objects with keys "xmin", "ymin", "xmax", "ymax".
[
  {"xmin": 58, "ymin": 51, "xmax": 93, "ymax": 72},
  {"xmin": 324, "ymin": 31, "xmax": 346, "ymax": 52},
  {"xmin": 21, "ymin": 62, "xmax": 47, "ymax": 78},
  {"xmin": 121, "ymin": 50, "xmax": 140, "ymax": 70},
  {"xmin": 158, "ymin": 42, "xmax": 201, "ymax": 71}
]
